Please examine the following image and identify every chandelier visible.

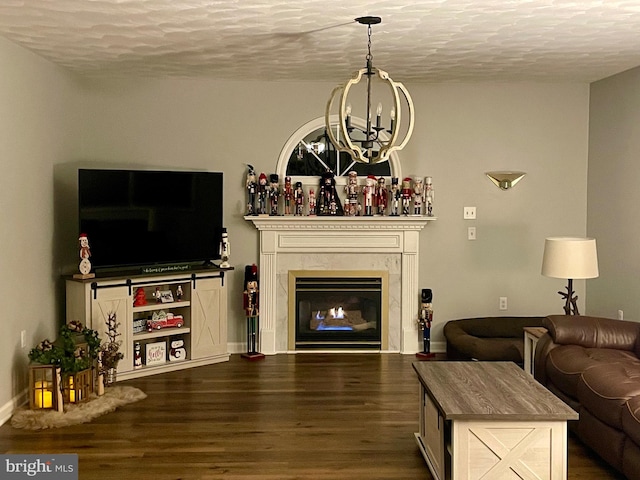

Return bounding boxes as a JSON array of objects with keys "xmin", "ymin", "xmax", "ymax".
[{"xmin": 325, "ymin": 16, "xmax": 415, "ymax": 165}]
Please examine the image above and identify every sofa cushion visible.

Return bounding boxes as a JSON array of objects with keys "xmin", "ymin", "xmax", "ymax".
[
  {"xmin": 546, "ymin": 345, "xmax": 639, "ymax": 399},
  {"xmin": 577, "ymin": 362, "xmax": 640, "ymax": 429},
  {"xmin": 623, "ymin": 395, "xmax": 640, "ymax": 447}
]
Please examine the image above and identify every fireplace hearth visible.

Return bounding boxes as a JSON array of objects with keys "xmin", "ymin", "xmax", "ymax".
[{"xmin": 293, "ymin": 275, "xmax": 385, "ymax": 349}]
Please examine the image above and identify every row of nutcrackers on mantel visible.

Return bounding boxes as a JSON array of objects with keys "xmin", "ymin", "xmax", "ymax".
[{"xmin": 246, "ymin": 165, "xmax": 434, "ymax": 217}]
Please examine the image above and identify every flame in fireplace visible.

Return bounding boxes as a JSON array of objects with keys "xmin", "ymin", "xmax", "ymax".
[
  {"xmin": 315, "ymin": 311, "xmax": 325, "ymax": 320},
  {"xmin": 328, "ymin": 306, "xmax": 345, "ymax": 319}
]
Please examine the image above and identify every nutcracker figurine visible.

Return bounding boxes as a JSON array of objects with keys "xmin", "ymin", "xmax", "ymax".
[
  {"xmin": 308, "ymin": 188, "xmax": 316, "ymax": 216},
  {"xmin": 242, "ymin": 264, "xmax": 265, "ymax": 361},
  {"xmin": 389, "ymin": 177, "xmax": 401, "ymax": 216},
  {"xmin": 294, "ymin": 181, "xmax": 305, "ymax": 216},
  {"xmin": 344, "ymin": 170, "xmax": 360, "ymax": 216},
  {"xmin": 425, "ymin": 176, "xmax": 435, "ymax": 217},
  {"xmin": 219, "ymin": 228, "xmax": 230, "ymax": 268},
  {"xmin": 269, "ymin": 174, "xmax": 281, "ymax": 216},
  {"xmin": 412, "ymin": 176, "xmax": 424, "ymax": 215},
  {"xmin": 416, "ymin": 289, "xmax": 436, "ymax": 359},
  {"xmin": 246, "ymin": 165, "xmax": 257, "ymax": 216},
  {"xmin": 283, "ymin": 176, "xmax": 293, "ymax": 215},
  {"xmin": 257, "ymin": 172, "xmax": 269, "ymax": 215},
  {"xmin": 376, "ymin": 176, "xmax": 388, "ymax": 215},
  {"xmin": 401, "ymin": 177, "xmax": 413, "ymax": 216},
  {"xmin": 362, "ymin": 175, "xmax": 376, "ymax": 216}
]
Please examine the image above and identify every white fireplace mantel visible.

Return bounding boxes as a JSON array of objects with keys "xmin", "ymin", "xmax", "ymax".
[{"xmin": 246, "ymin": 215, "xmax": 435, "ymax": 354}]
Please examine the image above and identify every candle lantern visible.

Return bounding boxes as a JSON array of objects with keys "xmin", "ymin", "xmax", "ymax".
[
  {"xmin": 29, "ymin": 364, "xmax": 63, "ymax": 411},
  {"xmin": 61, "ymin": 368, "xmax": 94, "ymax": 404}
]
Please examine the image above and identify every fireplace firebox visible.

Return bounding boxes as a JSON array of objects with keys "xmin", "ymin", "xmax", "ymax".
[{"xmin": 290, "ymin": 272, "xmax": 388, "ymax": 350}]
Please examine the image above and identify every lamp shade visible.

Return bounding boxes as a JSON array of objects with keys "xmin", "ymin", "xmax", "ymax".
[{"xmin": 541, "ymin": 237, "xmax": 599, "ymax": 279}]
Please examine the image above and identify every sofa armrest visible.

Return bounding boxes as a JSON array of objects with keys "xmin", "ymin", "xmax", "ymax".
[{"xmin": 543, "ymin": 315, "xmax": 640, "ymax": 351}]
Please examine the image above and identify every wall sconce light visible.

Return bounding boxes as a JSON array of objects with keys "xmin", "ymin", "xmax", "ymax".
[{"xmin": 486, "ymin": 171, "xmax": 526, "ymax": 190}]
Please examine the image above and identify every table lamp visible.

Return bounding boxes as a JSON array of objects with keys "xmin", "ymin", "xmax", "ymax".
[{"xmin": 541, "ymin": 237, "xmax": 599, "ymax": 315}]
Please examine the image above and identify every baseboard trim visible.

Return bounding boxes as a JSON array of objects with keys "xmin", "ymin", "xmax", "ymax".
[{"xmin": 0, "ymin": 388, "xmax": 27, "ymax": 427}]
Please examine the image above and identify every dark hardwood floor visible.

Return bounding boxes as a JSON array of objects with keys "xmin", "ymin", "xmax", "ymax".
[{"xmin": 0, "ymin": 354, "xmax": 625, "ymax": 479}]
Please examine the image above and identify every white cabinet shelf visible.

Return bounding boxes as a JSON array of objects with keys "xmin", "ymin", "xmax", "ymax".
[{"xmin": 65, "ymin": 268, "xmax": 230, "ymax": 381}]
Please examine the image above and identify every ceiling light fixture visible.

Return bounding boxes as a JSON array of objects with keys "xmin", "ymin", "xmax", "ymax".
[{"xmin": 325, "ymin": 16, "xmax": 414, "ymax": 165}]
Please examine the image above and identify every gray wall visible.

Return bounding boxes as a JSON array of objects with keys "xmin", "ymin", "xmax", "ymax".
[
  {"xmin": 1, "ymin": 37, "xmax": 594, "ymax": 420},
  {"xmin": 72, "ymin": 78, "xmax": 590, "ymax": 349},
  {"xmin": 0, "ymin": 36, "xmax": 82, "ymax": 420},
  {"xmin": 588, "ymin": 66, "xmax": 640, "ymax": 320}
]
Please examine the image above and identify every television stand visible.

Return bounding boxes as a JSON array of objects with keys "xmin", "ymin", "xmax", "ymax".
[{"xmin": 65, "ymin": 267, "xmax": 230, "ymax": 380}]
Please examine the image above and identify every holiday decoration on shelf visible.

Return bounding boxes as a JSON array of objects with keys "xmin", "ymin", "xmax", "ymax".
[
  {"xmin": 412, "ymin": 176, "xmax": 424, "ymax": 215},
  {"xmin": 344, "ymin": 170, "xmax": 360, "ymax": 216},
  {"xmin": 257, "ymin": 172, "xmax": 269, "ymax": 215},
  {"xmin": 269, "ymin": 174, "xmax": 281, "ymax": 215},
  {"xmin": 362, "ymin": 175, "xmax": 376, "ymax": 216},
  {"xmin": 308, "ymin": 188, "xmax": 316, "ymax": 216},
  {"xmin": 176, "ymin": 285, "xmax": 184, "ymax": 301},
  {"xmin": 246, "ymin": 165, "xmax": 257, "ymax": 215},
  {"xmin": 242, "ymin": 264, "xmax": 264, "ymax": 361},
  {"xmin": 316, "ymin": 170, "xmax": 343, "ymax": 216},
  {"xmin": 389, "ymin": 177, "xmax": 400, "ymax": 216},
  {"xmin": 294, "ymin": 181, "xmax": 305, "ymax": 216},
  {"xmin": 133, "ymin": 287, "xmax": 148, "ymax": 307},
  {"xmin": 74, "ymin": 233, "xmax": 95, "ymax": 279},
  {"xmin": 283, "ymin": 176, "xmax": 293, "ymax": 215},
  {"xmin": 219, "ymin": 228, "xmax": 231, "ymax": 268},
  {"xmin": 133, "ymin": 342, "xmax": 143, "ymax": 369},
  {"xmin": 169, "ymin": 339, "xmax": 187, "ymax": 362},
  {"xmin": 425, "ymin": 176, "xmax": 435, "ymax": 217},
  {"xmin": 401, "ymin": 177, "xmax": 412, "ymax": 215},
  {"xmin": 376, "ymin": 176, "xmax": 388, "ymax": 215},
  {"xmin": 416, "ymin": 289, "xmax": 435, "ymax": 360}
]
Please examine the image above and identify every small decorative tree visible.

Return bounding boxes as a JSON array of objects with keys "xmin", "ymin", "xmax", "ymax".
[{"xmin": 99, "ymin": 312, "xmax": 124, "ymax": 386}]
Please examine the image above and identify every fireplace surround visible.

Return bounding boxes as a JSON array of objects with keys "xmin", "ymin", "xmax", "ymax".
[{"xmin": 246, "ymin": 216, "xmax": 434, "ymax": 354}]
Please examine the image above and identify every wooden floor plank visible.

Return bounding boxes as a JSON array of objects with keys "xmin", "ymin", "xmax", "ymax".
[{"xmin": 0, "ymin": 354, "xmax": 625, "ymax": 479}]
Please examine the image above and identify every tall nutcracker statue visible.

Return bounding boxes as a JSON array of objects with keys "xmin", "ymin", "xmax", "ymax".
[
  {"xmin": 416, "ymin": 288, "xmax": 436, "ymax": 360},
  {"xmin": 74, "ymin": 233, "xmax": 95, "ymax": 279},
  {"xmin": 269, "ymin": 174, "xmax": 281, "ymax": 216},
  {"xmin": 242, "ymin": 264, "xmax": 265, "ymax": 361},
  {"xmin": 389, "ymin": 177, "xmax": 401, "ymax": 216},
  {"xmin": 401, "ymin": 177, "xmax": 413, "ymax": 216}
]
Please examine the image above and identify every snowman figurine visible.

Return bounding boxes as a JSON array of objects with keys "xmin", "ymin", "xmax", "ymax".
[
  {"xmin": 77, "ymin": 233, "xmax": 93, "ymax": 277},
  {"xmin": 169, "ymin": 339, "xmax": 186, "ymax": 361}
]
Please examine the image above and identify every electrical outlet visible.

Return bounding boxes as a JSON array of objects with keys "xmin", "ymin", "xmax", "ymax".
[
  {"xmin": 499, "ymin": 297, "xmax": 508, "ymax": 310},
  {"xmin": 463, "ymin": 206, "xmax": 476, "ymax": 219},
  {"xmin": 467, "ymin": 226, "xmax": 476, "ymax": 240},
  {"xmin": 20, "ymin": 330, "xmax": 26, "ymax": 348}
]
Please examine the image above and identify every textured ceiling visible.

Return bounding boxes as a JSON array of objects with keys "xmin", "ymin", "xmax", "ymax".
[{"xmin": 2, "ymin": 0, "xmax": 640, "ymax": 82}]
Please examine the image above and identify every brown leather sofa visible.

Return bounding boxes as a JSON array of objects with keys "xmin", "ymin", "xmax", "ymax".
[
  {"xmin": 535, "ymin": 315, "xmax": 640, "ymax": 480},
  {"xmin": 443, "ymin": 316, "xmax": 545, "ymax": 363}
]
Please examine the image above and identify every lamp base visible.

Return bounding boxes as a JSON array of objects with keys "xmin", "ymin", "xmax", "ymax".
[{"xmin": 558, "ymin": 278, "xmax": 580, "ymax": 315}]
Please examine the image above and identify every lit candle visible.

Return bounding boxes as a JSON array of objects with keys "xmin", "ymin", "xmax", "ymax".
[
  {"xmin": 345, "ymin": 104, "xmax": 352, "ymax": 129},
  {"xmin": 376, "ymin": 103, "xmax": 382, "ymax": 127},
  {"xmin": 390, "ymin": 107, "xmax": 396, "ymax": 131},
  {"xmin": 68, "ymin": 376, "xmax": 76, "ymax": 403},
  {"xmin": 34, "ymin": 381, "xmax": 53, "ymax": 409}
]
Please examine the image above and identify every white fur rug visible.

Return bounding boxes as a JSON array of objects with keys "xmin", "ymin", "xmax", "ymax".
[{"xmin": 11, "ymin": 386, "xmax": 146, "ymax": 430}]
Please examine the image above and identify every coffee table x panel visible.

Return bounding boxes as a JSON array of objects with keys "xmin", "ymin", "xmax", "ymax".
[{"xmin": 413, "ymin": 362, "xmax": 578, "ymax": 480}]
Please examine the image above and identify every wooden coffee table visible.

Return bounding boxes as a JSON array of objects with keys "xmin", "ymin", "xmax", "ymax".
[{"xmin": 413, "ymin": 361, "xmax": 578, "ymax": 480}]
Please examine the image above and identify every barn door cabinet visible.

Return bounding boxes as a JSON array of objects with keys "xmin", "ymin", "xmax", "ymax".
[{"xmin": 65, "ymin": 269, "xmax": 229, "ymax": 380}]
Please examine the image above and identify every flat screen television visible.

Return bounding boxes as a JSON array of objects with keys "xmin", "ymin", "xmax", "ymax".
[{"xmin": 78, "ymin": 169, "xmax": 223, "ymax": 271}]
